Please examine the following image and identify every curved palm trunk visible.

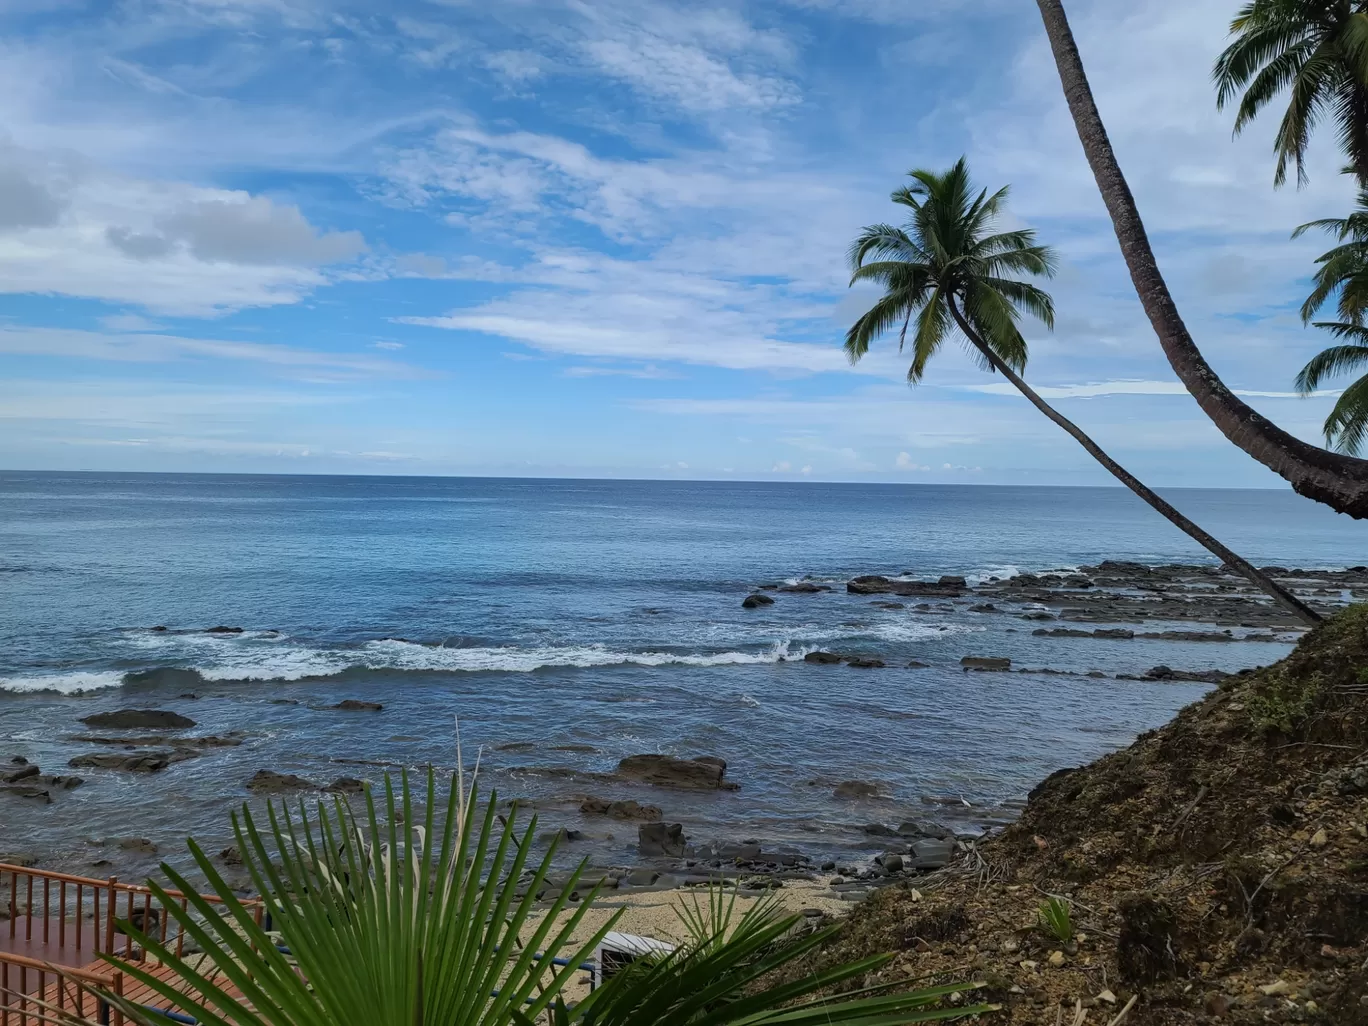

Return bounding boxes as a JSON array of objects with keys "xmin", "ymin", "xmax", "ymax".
[
  {"xmin": 1035, "ymin": 0, "xmax": 1368, "ymax": 519},
  {"xmin": 945, "ymin": 300, "xmax": 1322, "ymax": 626}
]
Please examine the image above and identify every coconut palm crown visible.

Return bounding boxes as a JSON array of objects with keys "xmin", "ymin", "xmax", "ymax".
[
  {"xmin": 844, "ymin": 158, "xmax": 1056, "ymax": 383},
  {"xmin": 1214, "ymin": 0, "xmax": 1368, "ymax": 187}
]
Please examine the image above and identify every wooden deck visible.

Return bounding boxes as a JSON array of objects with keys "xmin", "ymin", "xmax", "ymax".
[{"xmin": 2, "ymin": 862, "xmax": 263, "ymax": 1026}]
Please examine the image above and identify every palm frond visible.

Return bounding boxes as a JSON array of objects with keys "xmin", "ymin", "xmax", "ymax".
[{"xmin": 1324, "ymin": 372, "xmax": 1368, "ymax": 452}]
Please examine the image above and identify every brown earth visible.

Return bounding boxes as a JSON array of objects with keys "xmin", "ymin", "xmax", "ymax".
[{"xmin": 785, "ymin": 605, "xmax": 1368, "ymax": 1024}]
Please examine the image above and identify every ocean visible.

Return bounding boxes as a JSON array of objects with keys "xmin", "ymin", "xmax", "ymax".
[{"xmin": 1, "ymin": 472, "xmax": 1363, "ymax": 877}]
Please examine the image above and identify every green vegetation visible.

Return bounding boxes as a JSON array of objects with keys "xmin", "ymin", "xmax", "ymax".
[
  {"xmin": 1035, "ymin": 897, "xmax": 1074, "ymax": 945},
  {"xmin": 101, "ymin": 773, "xmax": 992, "ymax": 1025},
  {"xmin": 1214, "ymin": 0, "xmax": 1368, "ymax": 187},
  {"xmin": 1293, "ymin": 192, "xmax": 1368, "ymax": 453},
  {"xmin": 1248, "ymin": 667, "xmax": 1327, "ymax": 732}
]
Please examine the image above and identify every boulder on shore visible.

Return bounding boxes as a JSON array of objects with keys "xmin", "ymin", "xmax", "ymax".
[
  {"xmin": 638, "ymin": 822, "xmax": 687, "ymax": 857},
  {"xmin": 80, "ymin": 710, "xmax": 196, "ymax": 730},
  {"xmin": 618, "ymin": 754, "xmax": 737, "ymax": 790},
  {"xmin": 580, "ymin": 797, "xmax": 662, "ymax": 821}
]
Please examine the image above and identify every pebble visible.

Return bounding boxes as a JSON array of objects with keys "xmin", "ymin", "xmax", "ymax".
[
  {"xmin": 1048, "ymin": 950, "xmax": 1066, "ymax": 967},
  {"xmin": 1097, "ymin": 989, "xmax": 1116, "ymax": 1004},
  {"xmin": 1309, "ymin": 827, "xmax": 1328, "ymax": 847},
  {"xmin": 1019, "ymin": 960, "xmax": 1038, "ymax": 971},
  {"xmin": 1259, "ymin": 980, "xmax": 1291, "ymax": 996}
]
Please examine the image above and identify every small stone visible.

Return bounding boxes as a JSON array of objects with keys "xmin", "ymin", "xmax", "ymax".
[
  {"xmin": 1204, "ymin": 994, "xmax": 1231, "ymax": 1017},
  {"xmin": 1259, "ymin": 980, "xmax": 1291, "ymax": 996},
  {"xmin": 1048, "ymin": 950, "xmax": 1066, "ymax": 967},
  {"xmin": 1001, "ymin": 938, "xmax": 1019, "ymax": 953},
  {"xmin": 1097, "ymin": 989, "xmax": 1116, "ymax": 1005},
  {"xmin": 1309, "ymin": 828, "xmax": 1328, "ymax": 847},
  {"xmin": 914, "ymin": 938, "xmax": 932, "ymax": 953},
  {"xmin": 1019, "ymin": 960, "xmax": 1038, "ymax": 971},
  {"xmin": 908, "ymin": 888, "xmax": 923, "ymax": 902}
]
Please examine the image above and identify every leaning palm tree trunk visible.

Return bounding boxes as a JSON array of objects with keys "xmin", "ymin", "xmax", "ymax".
[
  {"xmin": 945, "ymin": 298, "xmax": 1321, "ymax": 626},
  {"xmin": 1034, "ymin": 0, "xmax": 1368, "ymax": 520}
]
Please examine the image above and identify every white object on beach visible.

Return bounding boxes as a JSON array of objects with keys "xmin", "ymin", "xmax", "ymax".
[{"xmin": 593, "ymin": 931, "xmax": 677, "ymax": 989}]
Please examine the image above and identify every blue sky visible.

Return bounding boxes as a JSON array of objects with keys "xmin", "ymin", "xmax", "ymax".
[{"xmin": 0, "ymin": 0, "xmax": 1360, "ymax": 486}]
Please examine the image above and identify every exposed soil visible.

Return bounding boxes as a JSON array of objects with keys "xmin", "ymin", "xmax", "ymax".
[{"xmin": 785, "ymin": 605, "xmax": 1368, "ymax": 1024}]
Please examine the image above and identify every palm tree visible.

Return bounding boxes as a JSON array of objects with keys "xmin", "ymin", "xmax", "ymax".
[
  {"xmin": 1292, "ymin": 191, "xmax": 1368, "ymax": 450},
  {"xmin": 1033, "ymin": 0, "xmax": 1368, "ymax": 521},
  {"xmin": 1213, "ymin": 0, "xmax": 1368, "ymax": 188},
  {"xmin": 846, "ymin": 159, "xmax": 1320, "ymax": 626}
]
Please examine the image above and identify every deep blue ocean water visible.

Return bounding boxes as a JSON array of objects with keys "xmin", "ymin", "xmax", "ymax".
[{"xmin": 1, "ymin": 472, "xmax": 1363, "ymax": 874}]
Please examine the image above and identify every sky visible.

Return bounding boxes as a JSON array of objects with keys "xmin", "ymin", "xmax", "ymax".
[{"xmin": 0, "ymin": 0, "xmax": 1362, "ymax": 486}]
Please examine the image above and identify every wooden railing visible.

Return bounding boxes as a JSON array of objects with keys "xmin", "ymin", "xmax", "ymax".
[
  {"xmin": 0, "ymin": 951, "xmax": 123, "ymax": 1026},
  {"xmin": 1, "ymin": 863, "xmax": 261, "ymax": 963},
  {"xmin": 1, "ymin": 863, "xmax": 264, "ymax": 1024}
]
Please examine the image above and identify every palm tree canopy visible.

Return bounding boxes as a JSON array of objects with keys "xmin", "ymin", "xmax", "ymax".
[
  {"xmin": 1214, "ymin": 0, "xmax": 1368, "ymax": 187},
  {"xmin": 845, "ymin": 158, "xmax": 1056, "ymax": 383},
  {"xmin": 1295, "ymin": 186, "xmax": 1368, "ymax": 321}
]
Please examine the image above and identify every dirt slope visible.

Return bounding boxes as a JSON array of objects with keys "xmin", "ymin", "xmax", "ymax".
[{"xmin": 793, "ymin": 606, "xmax": 1368, "ymax": 1024}]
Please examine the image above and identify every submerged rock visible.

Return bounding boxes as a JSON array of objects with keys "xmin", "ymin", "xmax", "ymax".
[
  {"xmin": 329, "ymin": 700, "xmax": 383, "ymax": 712},
  {"xmin": 205, "ymin": 626, "xmax": 244, "ymax": 634},
  {"xmin": 246, "ymin": 769, "xmax": 317, "ymax": 793},
  {"xmin": 960, "ymin": 656, "xmax": 1011, "ymax": 671},
  {"xmin": 618, "ymin": 754, "xmax": 736, "ymax": 790},
  {"xmin": 742, "ymin": 593, "xmax": 776, "ymax": 609},
  {"xmin": 69, "ymin": 751, "xmax": 173, "ymax": 773},
  {"xmin": 0, "ymin": 764, "xmax": 39, "ymax": 784},
  {"xmin": 80, "ymin": 710, "xmax": 196, "ymax": 730},
  {"xmin": 845, "ymin": 656, "xmax": 886, "ymax": 668},
  {"xmin": 803, "ymin": 651, "xmax": 843, "ymax": 665},
  {"xmin": 833, "ymin": 780, "xmax": 883, "ymax": 800},
  {"xmin": 580, "ymin": 797, "xmax": 662, "ymax": 821}
]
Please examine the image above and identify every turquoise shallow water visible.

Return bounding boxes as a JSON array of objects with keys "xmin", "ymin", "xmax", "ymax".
[{"xmin": 0, "ymin": 472, "xmax": 1362, "ymax": 873}]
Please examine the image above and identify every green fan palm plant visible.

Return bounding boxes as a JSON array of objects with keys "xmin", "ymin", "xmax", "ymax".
[
  {"xmin": 95, "ymin": 772, "xmax": 992, "ymax": 1026},
  {"xmin": 1214, "ymin": 0, "xmax": 1368, "ymax": 188},
  {"xmin": 846, "ymin": 159, "xmax": 1320, "ymax": 626}
]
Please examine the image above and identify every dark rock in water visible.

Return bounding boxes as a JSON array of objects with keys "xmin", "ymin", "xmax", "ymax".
[
  {"xmin": 71, "ymin": 734, "xmax": 242, "ymax": 749},
  {"xmin": 862, "ymin": 822, "xmax": 897, "ymax": 837},
  {"xmin": 496, "ymin": 742, "xmax": 538, "ymax": 753},
  {"xmin": 326, "ymin": 777, "xmax": 366, "ymax": 794},
  {"xmin": 150, "ymin": 626, "xmax": 168, "ymax": 632},
  {"xmin": 1032, "ymin": 628, "xmax": 1092, "ymax": 638},
  {"xmin": 538, "ymin": 827, "xmax": 584, "ymax": 844},
  {"xmin": 271, "ymin": 699, "xmax": 299, "ymax": 705},
  {"xmin": 69, "ymin": 752, "xmax": 172, "ymax": 773},
  {"xmin": 618, "ymin": 754, "xmax": 736, "ymax": 790},
  {"xmin": 742, "ymin": 593, "xmax": 775, "ymax": 609},
  {"xmin": 969, "ymin": 603, "xmax": 996, "ymax": 612},
  {"xmin": 778, "ymin": 582, "xmax": 829, "ymax": 593},
  {"xmin": 960, "ymin": 656, "xmax": 1011, "ymax": 671},
  {"xmin": 848, "ymin": 576, "xmax": 965, "ymax": 598},
  {"xmin": 330, "ymin": 700, "xmax": 383, "ymax": 712},
  {"xmin": 880, "ymin": 853, "xmax": 905, "ymax": 873},
  {"xmin": 38, "ymin": 774, "xmax": 83, "ymax": 790},
  {"xmin": 580, "ymin": 798, "xmax": 662, "ymax": 821},
  {"xmin": 833, "ymin": 780, "xmax": 883, "ymax": 800},
  {"xmin": 638, "ymin": 822, "xmax": 687, "ymax": 857},
  {"xmin": 870, "ymin": 601, "xmax": 905, "ymax": 609},
  {"xmin": 845, "ymin": 656, "xmax": 885, "ymax": 668},
  {"xmin": 246, "ymin": 769, "xmax": 317, "ymax": 793},
  {"xmin": 81, "ymin": 709, "xmax": 196, "ymax": 730},
  {"xmin": 938, "ymin": 575, "xmax": 967, "ymax": 588},
  {"xmin": 218, "ymin": 846, "xmax": 243, "ymax": 866},
  {"xmin": 9, "ymin": 756, "xmax": 27, "ymax": 764},
  {"xmin": 897, "ymin": 819, "xmax": 953, "ymax": 840},
  {"xmin": 906, "ymin": 660, "xmax": 929, "ymax": 669},
  {"xmin": 1, "ymin": 786, "xmax": 51, "ymax": 803},
  {"xmin": 549, "ymin": 744, "xmax": 599, "ymax": 753},
  {"xmin": 1020, "ymin": 611, "xmax": 1055, "ymax": 621},
  {"xmin": 1093, "ymin": 628, "xmax": 1135, "ymax": 639},
  {"xmin": 114, "ymin": 837, "xmax": 158, "ymax": 854},
  {"xmin": 804, "ymin": 651, "xmax": 842, "ymax": 665},
  {"xmin": 0, "ymin": 764, "xmax": 39, "ymax": 784},
  {"xmin": 205, "ymin": 626, "xmax": 244, "ymax": 634}
]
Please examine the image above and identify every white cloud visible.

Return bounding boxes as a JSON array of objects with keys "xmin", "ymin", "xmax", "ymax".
[
  {"xmin": 960, "ymin": 379, "xmax": 1341, "ymax": 400},
  {"xmin": 895, "ymin": 451, "xmax": 930, "ymax": 471},
  {"xmin": 0, "ymin": 326, "xmax": 422, "ymax": 381},
  {"xmin": 157, "ymin": 195, "xmax": 365, "ymax": 266}
]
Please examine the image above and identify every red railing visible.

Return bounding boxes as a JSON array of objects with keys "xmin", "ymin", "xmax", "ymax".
[{"xmin": 0, "ymin": 950, "xmax": 123, "ymax": 1026}]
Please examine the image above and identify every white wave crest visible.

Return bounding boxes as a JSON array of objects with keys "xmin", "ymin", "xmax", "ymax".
[{"xmin": 0, "ymin": 671, "xmax": 126, "ymax": 694}]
